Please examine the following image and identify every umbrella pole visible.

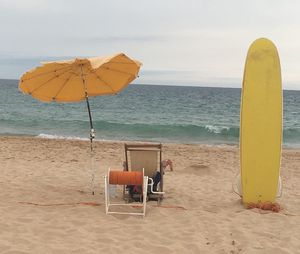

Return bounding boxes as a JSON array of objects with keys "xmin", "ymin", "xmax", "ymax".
[
  {"xmin": 85, "ymin": 94, "xmax": 96, "ymax": 195},
  {"xmin": 81, "ymin": 65, "xmax": 96, "ymax": 195},
  {"xmin": 85, "ymin": 93, "xmax": 95, "ymax": 148}
]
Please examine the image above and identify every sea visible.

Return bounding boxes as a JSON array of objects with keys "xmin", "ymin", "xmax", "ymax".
[{"xmin": 1, "ymin": 79, "xmax": 300, "ymax": 147}]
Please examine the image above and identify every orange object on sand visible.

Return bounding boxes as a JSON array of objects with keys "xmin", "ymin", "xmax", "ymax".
[
  {"xmin": 246, "ymin": 201, "xmax": 281, "ymax": 213},
  {"xmin": 109, "ymin": 171, "xmax": 143, "ymax": 185}
]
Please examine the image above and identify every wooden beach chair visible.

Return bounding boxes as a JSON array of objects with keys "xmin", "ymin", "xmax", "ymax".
[{"xmin": 124, "ymin": 143, "xmax": 165, "ymax": 202}]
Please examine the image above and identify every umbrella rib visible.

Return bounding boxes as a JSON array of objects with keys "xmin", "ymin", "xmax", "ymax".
[
  {"xmin": 107, "ymin": 61, "xmax": 139, "ymax": 65},
  {"xmin": 28, "ymin": 75, "xmax": 64, "ymax": 94},
  {"xmin": 104, "ymin": 67, "xmax": 137, "ymax": 76},
  {"xmin": 91, "ymin": 72, "xmax": 117, "ymax": 93},
  {"xmin": 101, "ymin": 61, "xmax": 139, "ymax": 76},
  {"xmin": 22, "ymin": 65, "xmax": 73, "ymax": 81},
  {"xmin": 52, "ymin": 73, "xmax": 74, "ymax": 100}
]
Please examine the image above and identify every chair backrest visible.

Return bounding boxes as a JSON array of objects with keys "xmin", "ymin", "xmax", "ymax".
[{"xmin": 125, "ymin": 144, "xmax": 162, "ymax": 178}]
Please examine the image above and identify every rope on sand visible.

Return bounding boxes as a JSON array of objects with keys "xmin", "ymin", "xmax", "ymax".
[
  {"xmin": 150, "ymin": 204, "xmax": 187, "ymax": 210},
  {"xmin": 18, "ymin": 201, "xmax": 101, "ymax": 207},
  {"xmin": 18, "ymin": 202, "xmax": 187, "ymax": 210}
]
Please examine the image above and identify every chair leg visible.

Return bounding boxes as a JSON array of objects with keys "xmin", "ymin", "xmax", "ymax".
[
  {"xmin": 143, "ymin": 176, "xmax": 148, "ymax": 216},
  {"xmin": 104, "ymin": 176, "xmax": 109, "ymax": 214}
]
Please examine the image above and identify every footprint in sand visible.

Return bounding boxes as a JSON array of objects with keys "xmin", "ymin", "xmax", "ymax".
[{"xmin": 184, "ymin": 164, "xmax": 210, "ymax": 176}]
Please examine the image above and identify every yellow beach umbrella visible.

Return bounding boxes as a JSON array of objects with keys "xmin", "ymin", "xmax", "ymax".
[
  {"xmin": 19, "ymin": 53, "xmax": 142, "ymax": 143},
  {"xmin": 19, "ymin": 53, "xmax": 142, "ymax": 194}
]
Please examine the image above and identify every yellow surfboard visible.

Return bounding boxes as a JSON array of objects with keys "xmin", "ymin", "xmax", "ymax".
[{"xmin": 240, "ymin": 38, "xmax": 282, "ymax": 204}]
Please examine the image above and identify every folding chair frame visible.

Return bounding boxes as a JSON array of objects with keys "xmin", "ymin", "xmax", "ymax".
[{"xmin": 104, "ymin": 168, "xmax": 148, "ymax": 217}]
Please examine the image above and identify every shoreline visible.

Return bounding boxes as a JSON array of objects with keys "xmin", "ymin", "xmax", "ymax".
[{"xmin": 1, "ymin": 134, "xmax": 300, "ymax": 150}]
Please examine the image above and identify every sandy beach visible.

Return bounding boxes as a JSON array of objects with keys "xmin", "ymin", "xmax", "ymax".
[{"xmin": 0, "ymin": 136, "xmax": 299, "ymax": 253}]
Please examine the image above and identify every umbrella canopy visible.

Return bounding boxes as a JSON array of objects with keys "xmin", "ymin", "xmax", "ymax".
[{"xmin": 19, "ymin": 53, "xmax": 142, "ymax": 102}]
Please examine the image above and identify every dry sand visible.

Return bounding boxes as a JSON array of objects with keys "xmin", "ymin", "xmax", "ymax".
[{"xmin": 0, "ymin": 136, "xmax": 299, "ymax": 254}]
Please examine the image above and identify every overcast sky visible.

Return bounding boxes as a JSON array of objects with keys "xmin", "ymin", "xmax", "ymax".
[{"xmin": 0, "ymin": 0, "xmax": 300, "ymax": 89}]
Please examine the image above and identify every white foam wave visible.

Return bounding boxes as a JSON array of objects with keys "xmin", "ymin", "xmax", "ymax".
[
  {"xmin": 37, "ymin": 133, "xmax": 89, "ymax": 141},
  {"xmin": 205, "ymin": 125, "xmax": 229, "ymax": 134}
]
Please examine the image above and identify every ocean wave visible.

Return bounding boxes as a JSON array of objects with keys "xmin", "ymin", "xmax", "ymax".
[
  {"xmin": 0, "ymin": 118, "xmax": 239, "ymax": 142},
  {"xmin": 2, "ymin": 119, "xmax": 300, "ymax": 145},
  {"xmin": 89, "ymin": 121, "xmax": 240, "ymax": 142},
  {"xmin": 37, "ymin": 133, "xmax": 89, "ymax": 141},
  {"xmin": 283, "ymin": 127, "xmax": 300, "ymax": 143},
  {"xmin": 205, "ymin": 125, "xmax": 230, "ymax": 134}
]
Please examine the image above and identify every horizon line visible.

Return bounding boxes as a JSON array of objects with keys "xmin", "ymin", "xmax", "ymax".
[{"xmin": 1, "ymin": 78, "xmax": 299, "ymax": 91}]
